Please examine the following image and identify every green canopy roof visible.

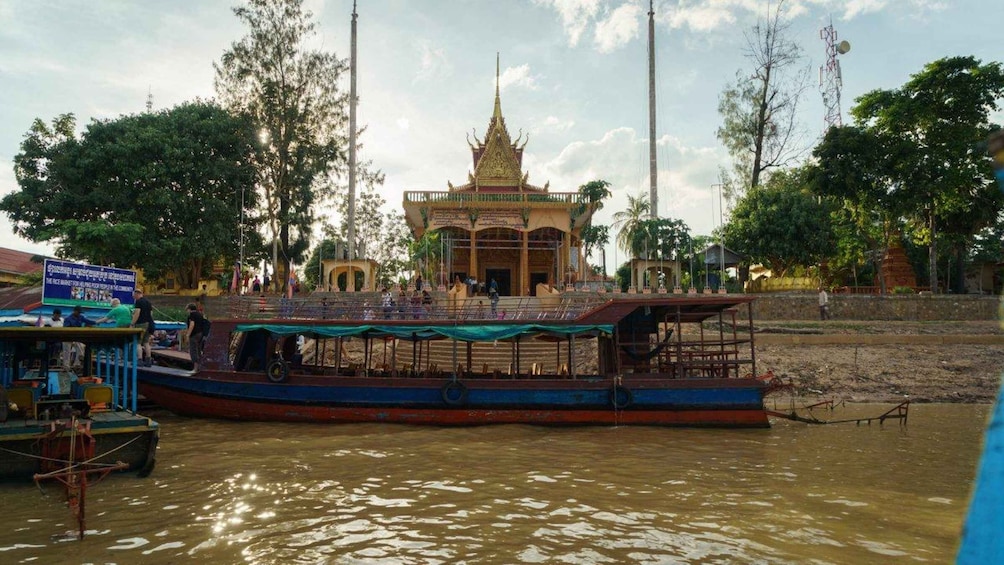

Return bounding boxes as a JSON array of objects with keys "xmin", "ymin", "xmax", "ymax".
[{"xmin": 234, "ymin": 323, "xmax": 613, "ymax": 342}]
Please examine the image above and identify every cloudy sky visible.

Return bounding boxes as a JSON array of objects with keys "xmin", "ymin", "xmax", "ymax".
[{"xmin": 1, "ymin": 0, "xmax": 1002, "ymax": 272}]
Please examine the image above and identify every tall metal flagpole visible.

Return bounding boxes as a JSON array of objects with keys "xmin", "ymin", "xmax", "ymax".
[
  {"xmin": 346, "ymin": 1, "xmax": 358, "ymax": 291},
  {"xmin": 647, "ymin": 0, "xmax": 658, "ymax": 220}
]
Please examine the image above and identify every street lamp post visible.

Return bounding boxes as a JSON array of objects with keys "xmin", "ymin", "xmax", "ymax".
[{"xmin": 712, "ymin": 182, "xmax": 726, "ymax": 293}]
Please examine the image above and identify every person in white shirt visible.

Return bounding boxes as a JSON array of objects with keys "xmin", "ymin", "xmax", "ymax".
[{"xmin": 818, "ymin": 287, "xmax": 830, "ymax": 320}]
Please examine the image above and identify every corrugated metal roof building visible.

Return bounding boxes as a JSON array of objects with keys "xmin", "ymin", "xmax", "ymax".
[{"xmin": 0, "ymin": 247, "xmax": 46, "ymax": 288}]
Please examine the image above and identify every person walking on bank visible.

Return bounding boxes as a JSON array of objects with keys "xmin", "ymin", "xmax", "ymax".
[
  {"xmin": 131, "ymin": 289, "xmax": 155, "ymax": 366},
  {"xmin": 185, "ymin": 303, "xmax": 209, "ymax": 372},
  {"xmin": 818, "ymin": 287, "xmax": 830, "ymax": 321}
]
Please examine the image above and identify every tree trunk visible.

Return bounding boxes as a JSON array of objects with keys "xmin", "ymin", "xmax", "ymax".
[
  {"xmin": 279, "ymin": 220, "xmax": 291, "ymax": 293},
  {"xmin": 751, "ymin": 76, "xmax": 771, "ymax": 191},
  {"xmin": 928, "ymin": 206, "xmax": 938, "ymax": 293}
]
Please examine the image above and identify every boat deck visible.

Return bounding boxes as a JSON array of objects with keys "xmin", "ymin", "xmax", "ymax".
[{"xmin": 0, "ymin": 408, "xmax": 157, "ymax": 440}]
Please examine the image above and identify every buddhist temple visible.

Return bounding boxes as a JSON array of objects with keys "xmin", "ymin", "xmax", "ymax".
[{"xmin": 402, "ymin": 63, "xmax": 595, "ymax": 297}]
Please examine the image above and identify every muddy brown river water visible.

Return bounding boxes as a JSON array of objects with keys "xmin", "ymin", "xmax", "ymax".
[{"xmin": 0, "ymin": 403, "xmax": 990, "ymax": 564}]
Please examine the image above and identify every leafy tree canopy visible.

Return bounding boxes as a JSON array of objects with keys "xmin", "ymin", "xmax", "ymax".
[
  {"xmin": 2, "ymin": 103, "xmax": 261, "ymax": 288},
  {"xmin": 215, "ymin": 0, "xmax": 383, "ymax": 283},
  {"xmin": 723, "ymin": 167, "xmax": 834, "ymax": 278},
  {"xmin": 628, "ymin": 218, "xmax": 691, "ymax": 261},
  {"xmin": 848, "ymin": 55, "xmax": 1004, "ymax": 291},
  {"xmin": 612, "ymin": 192, "xmax": 650, "ymax": 257}
]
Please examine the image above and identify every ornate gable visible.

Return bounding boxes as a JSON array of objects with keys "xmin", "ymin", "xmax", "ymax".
[{"xmin": 449, "ymin": 57, "xmax": 545, "ymax": 193}]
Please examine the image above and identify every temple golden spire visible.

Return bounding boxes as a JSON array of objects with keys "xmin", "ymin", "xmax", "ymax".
[{"xmin": 493, "ymin": 52, "xmax": 502, "ymax": 124}]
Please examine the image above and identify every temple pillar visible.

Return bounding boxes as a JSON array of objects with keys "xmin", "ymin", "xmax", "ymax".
[
  {"xmin": 470, "ymin": 229, "xmax": 478, "ymax": 285},
  {"xmin": 520, "ymin": 230, "xmax": 529, "ymax": 297},
  {"xmin": 562, "ymin": 231, "xmax": 571, "ymax": 288}
]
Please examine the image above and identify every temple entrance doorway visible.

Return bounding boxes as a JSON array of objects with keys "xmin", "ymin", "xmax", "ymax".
[
  {"xmin": 529, "ymin": 273, "xmax": 548, "ymax": 296},
  {"xmin": 485, "ymin": 268, "xmax": 511, "ymax": 296}
]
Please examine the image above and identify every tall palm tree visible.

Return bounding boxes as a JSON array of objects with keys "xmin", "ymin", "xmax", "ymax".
[{"xmin": 612, "ymin": 193, "xmax": 650, "ymax": 257}]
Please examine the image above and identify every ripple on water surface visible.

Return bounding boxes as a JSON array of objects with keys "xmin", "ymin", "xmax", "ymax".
[{"xmin": 0, "ymin": 405, "xmax": 988, "ymax": 563}]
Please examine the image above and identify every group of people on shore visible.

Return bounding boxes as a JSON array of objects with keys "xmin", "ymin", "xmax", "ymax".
[{"xmin": 376, "ymin": 287, "xmax": 435, "ymax": 320}]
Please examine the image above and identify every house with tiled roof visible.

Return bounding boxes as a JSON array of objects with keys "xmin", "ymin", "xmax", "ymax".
[{"xmin": 0, "ymin": 247, "xmax": 46, "ymax": 287}]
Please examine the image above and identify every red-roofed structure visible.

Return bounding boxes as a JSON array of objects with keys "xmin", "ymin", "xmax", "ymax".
[{"xmin": 0, "ymin": 247, "xmax": 46, "ymax": 288}]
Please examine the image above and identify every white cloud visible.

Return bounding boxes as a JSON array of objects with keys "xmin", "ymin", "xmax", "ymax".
[
  {"xmin": 837, "ymin": 0, "xmax": 888, "ymax": 19},
  {"xmin": 659, "ymin": 0, "xmax": 944, "ymax": 32},
  {"xmin": 542, "ymin": 115, "xmax": 575, "ymax": 131},
  {"xmin": 396, "ymin": 117, "xmax": 410, "ymax": 130},
  {"xmin": 525, "ymin": 127, "xmax": 725, "ymax": 235},
  {"xmin": 414, "ymin": 41, "xmax": 452, "ymax": 82},
  {"xmin": 593, "ymin": 4, "xmax": 642, "ymax": 53},
  {"xmin": 534, "ymin": 0, "xmax": 602, "ymax": 47},
  {"xmin": 662, "ymin": 3, "xmax": 738, "ymax": 32},
  {"xmin": 499, "ymin": 64, "xmax": 539, "ymax": 92}
]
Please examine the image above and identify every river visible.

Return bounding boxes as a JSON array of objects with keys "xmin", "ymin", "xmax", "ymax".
[{"xmin": 0, "ymin": 403, "xmax": 990, "ymax": 564}]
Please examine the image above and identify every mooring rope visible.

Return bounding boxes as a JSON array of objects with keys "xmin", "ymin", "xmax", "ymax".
[{"xmin": 1, "ymin": 433, "xmax": 144, "ymax": 473}]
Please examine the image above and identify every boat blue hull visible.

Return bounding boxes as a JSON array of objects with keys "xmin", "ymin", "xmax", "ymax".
[{"xmin": 137, "ymin": 368, "xmax": 769, "ymax": 427}]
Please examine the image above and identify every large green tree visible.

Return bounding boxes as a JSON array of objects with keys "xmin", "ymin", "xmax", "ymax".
[
  {"xmin": 716, "ymin": 0, "xmax": 809, "ymax": 198},
  {"xmin": 810, "ymin": 125, "xmax": 900, "ymax": 291},
  {"xmin": 723, "ymin": 167, "xmax": 834, "ymax": 278},
  {"xmin": 2, "ymin": 103, "xmax": 261, "ymax": 288},
  {"xmin": 215, "ymin": 0, "xmax": 367, "ymax": 286},
  {"xmin": 849, "ymin": 56, "xmax": 1004, "ymax": 292}
]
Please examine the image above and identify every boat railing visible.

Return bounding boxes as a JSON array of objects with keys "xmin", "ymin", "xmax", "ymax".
[{"xmin": 226, "ymin": 294, "xmax": 608, "ymax": 323}]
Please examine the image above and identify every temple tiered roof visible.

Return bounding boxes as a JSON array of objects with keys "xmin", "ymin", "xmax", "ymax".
[{"xmin": 448, "ymin": 57, "xmax": 547, "ymax": 194}]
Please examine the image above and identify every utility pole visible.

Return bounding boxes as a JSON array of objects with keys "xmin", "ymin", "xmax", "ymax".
[
  {"xmin": 346, "ymin": 0, "xmax": 358, "ymax": 291},
  {"xmin": 647, "ymin": 0, "xmax": 658, "ymax": 219}
]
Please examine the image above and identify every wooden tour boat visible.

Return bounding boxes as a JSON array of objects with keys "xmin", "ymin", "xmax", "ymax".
[{"xmin": 139, "ymin": 292, "xmax": 774, "ymax": 427}]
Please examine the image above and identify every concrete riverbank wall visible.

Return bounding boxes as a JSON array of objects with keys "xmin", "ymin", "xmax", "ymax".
[{"xmin": 746, "ymin": 293, "xmax": 1000, "ymax": 321}]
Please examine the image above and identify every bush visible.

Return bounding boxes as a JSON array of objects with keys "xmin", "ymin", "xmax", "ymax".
[{"xmin": 893, "ymin": 286, "xmax": 915, "ymax": 294}]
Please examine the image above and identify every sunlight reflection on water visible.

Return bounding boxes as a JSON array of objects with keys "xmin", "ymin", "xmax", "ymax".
[{"xmin": 0, "ymin": 403, "xmax": 990, "ymax": 564}]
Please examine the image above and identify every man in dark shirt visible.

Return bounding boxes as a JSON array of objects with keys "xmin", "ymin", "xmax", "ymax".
[
  {"xmin": 185, "ymin": 303, "xmax": 208, "ymax": 371},
  {"xmin": 131, "ymin": 289, "xmax": 156, "ymax": 366},
  {"xmin": 64, "ymin": 306, "xmax": 95, "ymax": 328}
]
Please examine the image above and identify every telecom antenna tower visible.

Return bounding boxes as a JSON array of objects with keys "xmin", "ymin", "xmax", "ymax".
[{"xmin": 819, "ymin": 19, "xmax": 850, "ymax": 130}]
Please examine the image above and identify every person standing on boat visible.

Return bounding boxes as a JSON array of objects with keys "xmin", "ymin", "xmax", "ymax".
[
  {"xmin": 97, "ymin": 298, "xmax": 132, "ymax": 328},
  {"xmin": 46, "ymin": 308, "xmax": 64, "ymax": 365},
  {"xmin": 131, "ymin": 289, "xmax": 155, "ymax": 366},
  {"xmin": 63, "ymin": 306, "xmax": 94, "ymax": 367},
  {"xmin": 185, "ymin": 303, "xmax": 208, "ymax": 372},
  {"xmin": 65, "ymin": 306, "xmax": 95, "ymax": 328},
  {"xmin": 818, "ymin": 287, "xmax": 830, "ymax": 320}
]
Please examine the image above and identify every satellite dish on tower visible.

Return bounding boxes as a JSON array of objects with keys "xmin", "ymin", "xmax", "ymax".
[{"xmin": 837, "ymin": 40, "xmax": 851, "ymax": 54}]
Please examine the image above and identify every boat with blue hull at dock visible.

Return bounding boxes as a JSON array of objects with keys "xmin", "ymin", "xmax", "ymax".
[
  {"xmin": 139, "ymin": 293, "xmax": 773, "ymax": 427},
  {"xmin": 0, "ymin": 327, "xmax": 159, "ymax": 481}
]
